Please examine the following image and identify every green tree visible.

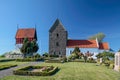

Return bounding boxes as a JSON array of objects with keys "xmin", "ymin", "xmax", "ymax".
[
  {"xmin": 43, "ymin": 52, "xmax": 49, "ymax": 57},
  {"xmin": 96, "ymin": 51, "xmax": 114, "ymax": 62},
  {"xmin": 83, "ymin": 56, "xmax": 87, "ymax": 63},
  {"xmin": 72, "ymin": 47, "xmax": 81, "ymax": 58},
  {"xmin": 73, "ymin": 47, "xmax": 80, "ymax": 53},
  {"xmin": 118, "ymin": 49, "xmax": 120, "ymax": 52},
  {"xmin": 31, "ymin": 39, "xmax": 39, "ymax": 53},
  {"xmin": 88, "ymin": 33, "xmax": 105, "ymax": 42},
  {"xmin": 20, "ymin": 38, "xmax": 39, "ymax": 58}
]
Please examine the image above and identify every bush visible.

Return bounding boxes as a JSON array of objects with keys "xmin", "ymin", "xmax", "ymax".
[
  {"xmin": 49, "ymin": 54, "xmax": 59, "ymax": 57},
  {"xmin": 32, "ymin": 53, "xmax": 41, "ymax": 58},
  {"xmin": 45, "ymin": 58, "xmax": 66, "ymax": 63},
  {"xmin": 60, "ymin": 57, "xmax": 67, "ymax": 62},
  {"xmin": 43, "ymin": 53, "xmax": 49, "ymax": 57},
  {"xmin": 16, "ymin": 58, "xmax": 43, "ymax": 62},
  {"xmin": 13, "ymin": 66, "xmax": 59, "ymax": 76},
  {"xmin": 68, "ymin": 59, "xmax": 96, "ymax": 63},
  {"xmin": 109, "ymin": 64, "xmax": 114, "ymax": 69},
  {"xmin": 0, "ymin": 59, "xmax": 15, "ymax": 62},
  {"xmin": 45, "ymin": 60, "xmax": 62, "ymax": 63},
  {"xmin": 0, "ymin": 64, "xmax": 17, "ymax": 70}
]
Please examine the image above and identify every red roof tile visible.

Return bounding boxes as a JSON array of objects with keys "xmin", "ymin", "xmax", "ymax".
[
  {"xmin": 15, "ymin": 28, "xmax": 35, "ymax": 38},
  {"xmin": 99, "ymin": 42, "xmax": 109, "ymax": 50},
  {"xmin": 67, "ymin": 39, "xmax": 98, "ymax": 48}
]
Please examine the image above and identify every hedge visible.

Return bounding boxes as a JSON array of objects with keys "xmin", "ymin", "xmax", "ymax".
[
  {"xmin": 45, "ymin": 59, "xmax": 64, "ymax": 63},
  {"xmin": 0, "ymin": 59, "xmax": 15, "ymax": 62},
  {"xmin": 0, "ymin": 64, "xmax": 17, "ymax": 70},
  {"xmin": 16, "ymin": 58, "xmax": 43, "ymax": 62},
  {"xmin": 13, "ymin": 66, "xmax": 59, "ymax": 76},
  {"xmin": 70, "ymin": 59, "xmax": 97, "ymax": 63}
]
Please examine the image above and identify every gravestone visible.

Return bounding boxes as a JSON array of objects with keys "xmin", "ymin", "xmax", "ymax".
[
  {"xmin": 114, "ymin": 52, "xmax": 120, "ymax": 71},
  {"xmin": 100, "ymin": 58, "xmax": 102, "ymax": 64}
]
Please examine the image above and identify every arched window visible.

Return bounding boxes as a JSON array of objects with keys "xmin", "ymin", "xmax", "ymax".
[
  {"xmin": 56, "ymin": 33, "xmax": 59, "ymax": 38},
  {"xmin": 54, "ymin": 52, "xmax": 56, "ymax": 55},
  {"xmin": 59, "ymin": 52, "xmax": 61, "ymax": 55},
  {"xmin": 56, "ymin": 42, "xmax": 59, "ymax": 46}
]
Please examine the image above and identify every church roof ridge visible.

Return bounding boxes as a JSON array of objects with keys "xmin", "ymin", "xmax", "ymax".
[{"xmin": 49, "ymin": 18, "xmax": 66, "ymax": 32}]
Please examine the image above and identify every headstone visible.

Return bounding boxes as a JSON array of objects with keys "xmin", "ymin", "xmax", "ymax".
[
  {"xmin": 100, "ymin": 58, "xmax": 102, "ymax": 63},
  {"xmin": 114, "ymin": 52, "xmax": 120, "ymax": 71}
]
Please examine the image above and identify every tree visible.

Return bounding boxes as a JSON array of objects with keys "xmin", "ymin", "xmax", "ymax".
[
  {"xmin": 118, "ymin": 49, "xmax": 120, "ymax": 52},
  {"xmin": 72, "ymin": 47, "xmax": 81, "ymax": 58},
  {"xmin": 20, "ymin": 38, "xmax": 39, "ymax": 58},
  {"xmin": 43, "ymin": 52, "xmax": 49, "ymax": 57},
  {"xmin": 78, "ymin": 52, "xmax": 84, "ymax": 59},
  {"xmin": 31, "ymin": 39, "xmax": 39, "ymax": 53},
  {"xmin": 88, "ymin": 33, "xmax": 105, "ymax": 42},
  {"xmin": 83, "ymin": 51, "xmax": 94, "ymax": 63},
  {"xmin": 73, "ymin": 47, "xmax": 80, "ymax": 53},
  {"xmin": 85, "ymin": 51, "xmax": 94, "ymax": 57},
  {"xmin": 96, "ymin": 51, "xmax": 114, "ymax": 61},
  {"xmin": 96, "ymin": 53, "xmax": 103, "ymax": 58},
  {"xmin": 83, "ymin": 55, "xmax": 87, "ymax": 63}
]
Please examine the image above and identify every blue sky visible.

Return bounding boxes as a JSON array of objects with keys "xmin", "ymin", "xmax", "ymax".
[{"xmin": 0, "ymin": 0, "xmax": 120, "ymax": 55}]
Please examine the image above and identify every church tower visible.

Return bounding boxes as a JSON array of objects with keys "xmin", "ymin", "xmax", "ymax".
[{"xmin": 49, "ymin": 19, "xmax": 68, "ymax": 57}]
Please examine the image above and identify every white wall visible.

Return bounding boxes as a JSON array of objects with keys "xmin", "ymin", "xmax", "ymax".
[{"xmin": 66, "ymin": 48, "xmax": 99, "ymax": 59}]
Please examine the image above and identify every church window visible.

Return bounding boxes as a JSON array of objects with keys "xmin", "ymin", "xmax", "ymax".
[
  {"xmin": 59, "ymin": 52, "xmax": 61, "ymax": 55},
  {"xmin": 56, "ymin": 33, "xmax": 59, "ymax": 38},
  {"xmin": 56, "ymin": 42, "xmax": 59, "ymax": 46},
  {"xmin": 70, "ymin": 50, "xmax": 72, "ymax": 54},
  {"xmin": 54, "ymin": 52, "xmax": 56, "ymax": 55}
]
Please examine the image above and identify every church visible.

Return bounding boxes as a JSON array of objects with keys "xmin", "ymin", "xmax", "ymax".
[
  {"xmin": 49, "ymin": 19, "xmax": 109, "ymax": 58},
  {"xmin": 5, "ymin": 28, "xmax": 37, "ymax": 59}
]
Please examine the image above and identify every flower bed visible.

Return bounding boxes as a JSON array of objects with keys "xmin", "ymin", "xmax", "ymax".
[
  {"xmin": 0, "ymin": 64, "xmax": 17, "ymax": 70},
  {"xmin": 13, "ymin": 66, "xmax": 59, "ymax": 76}
]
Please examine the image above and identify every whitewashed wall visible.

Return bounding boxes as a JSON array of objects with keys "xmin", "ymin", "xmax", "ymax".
[{"xmin": 66, "ymin": 48, "xmax": 99, "ymax": 59}]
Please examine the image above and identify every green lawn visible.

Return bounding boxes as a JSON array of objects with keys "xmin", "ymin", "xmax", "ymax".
[
  {"xmin": 1, "ymin": 62, "xmax": 120, "ymax": 80},
  {"xmin": 0, "ymin": 61, "xmax": 28, "ymax": 66}
]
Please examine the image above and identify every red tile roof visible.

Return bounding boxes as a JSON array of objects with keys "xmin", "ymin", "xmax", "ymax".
[
  {"xmin": 67, "ymin": 39, "xmax": 98, "ymax": 48},
  {"xmin": 15, "ymin": 28, "xmax": 35, "ymax": 38},
  {"xmin": 99, "ymin": 42, "xmax": 109, "ymax": 50}
]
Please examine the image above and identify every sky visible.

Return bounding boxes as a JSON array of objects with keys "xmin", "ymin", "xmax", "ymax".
[{"xmin": 0, "ymin": 0, "xmax": 120, "ymax": 55}]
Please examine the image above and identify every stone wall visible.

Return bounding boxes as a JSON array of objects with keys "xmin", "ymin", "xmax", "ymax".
[{"xmin": 49, "ymin": 23, "xmax": 67, "ymax": 57}]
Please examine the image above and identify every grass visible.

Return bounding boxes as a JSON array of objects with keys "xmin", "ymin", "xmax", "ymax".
[
  {"xmin": 0, "ymin": 62, "xmax": 120, "ymax": 80},
  {"xmin": 0, "ymin": 61, "xmax": 28, "ymax": 66}
]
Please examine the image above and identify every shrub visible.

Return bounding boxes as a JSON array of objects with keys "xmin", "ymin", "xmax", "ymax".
[
  {"xmin": 0, "ymin": 64, "xmax": 17, "ymax": 70},
  {"xmin": 68, "ymin": 59, "xmax": 96, "ymax": 63},
  {"xmin": 0, "ymin": 59, "xmax": 15, "ymax": 62},
  {"xmin": 60, "ymin": 57, "xmax": 67, "ymax": 62},
  {"xmin": 13, "ymin": 66, "xmax": 58, "ymax": 76},
  {"xmin": 45, "ymin": 58, "xmax": 66, "ymax": 63},
  {"xmin": 49, "ymin": 54, "xmax": 59, "ymax": 57},
  {"xmin": 45, "ymin": 60, "xmax": 62, "ymax": 63},
  {"xmin": 16, "ymin": 58, "xmax": 43, "ymax": 62},
  {"xmin": 43, "ymin": 52, "xmax": 49, "ymax": 57},
  {"xmin": 109, "ymin": 64, "xmax": 114, "ymax": 69}
]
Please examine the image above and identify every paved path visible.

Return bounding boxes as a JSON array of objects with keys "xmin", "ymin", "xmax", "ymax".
[{"xmin": 0, "ymin": 62, "xmax": 41, "ymax": 78}]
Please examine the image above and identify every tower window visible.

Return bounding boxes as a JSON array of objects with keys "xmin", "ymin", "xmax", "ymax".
[
  {"xmin": 59, "ymin": 52, "xmax": 61, "ymax": 55},
  {"xmin": 56, "ymin": 33, "xmax": 59, "ymax": 37},
  {"xmin": 56, "ymin": 42, "xmax": 59, "ymax": 46},
  {"xmin": 54, "ymin": 52, "xmax": 56, "ymax": 55}
]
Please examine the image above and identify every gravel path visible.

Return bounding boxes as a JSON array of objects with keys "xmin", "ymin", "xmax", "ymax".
[{"xmin": 0, "ymin": 62, "xmax": 41, "ymax": 78}]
